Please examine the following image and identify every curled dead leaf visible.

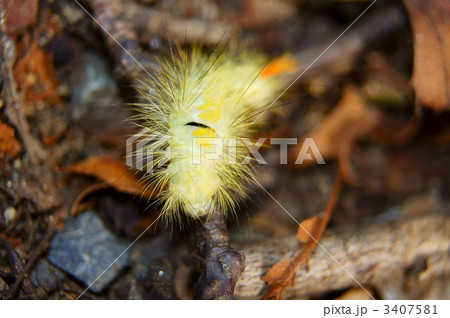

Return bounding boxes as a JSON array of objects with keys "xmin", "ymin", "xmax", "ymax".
[
  {"xmin": 335, "ymin": 287, "xmax": 374, "ymax": 300},
  {"xmin": 291, "ymin": 85, "xmax": 379, "ymax": 163},
  {"xmin": 262, "ymin": 259, "xmax": 292, "ymax": 299},
  {"xmin": 239, "ymin": 0, "xmax": 296, "ymax": 28},
  {"xmin": 289, "ymin": 85, "xmax": 381, "ymax": 184},
  {"xmin": 262, "ymin": 172, "xmax": 342, "ymax": 300},
  {"xmin": 3, "ymin": 0, "xmax": 38, "ymax": 34},
  {"xmin": 0, "ymin": 121, "xmax": 22, "ymax": 159},
  {"xmin": 14, "ymin": 35, "xmax": 61, "ymax": 110},
  {"xmin": 402, "ymin": 0, "xmax": 450, "ymax": 112},
  {"xmin": 63, "ymin": 155, "xmax": 153, "ymax": 199},
  {"xmin": 296, "ymin": 214, "xmax": 323, "ymax": 244}
]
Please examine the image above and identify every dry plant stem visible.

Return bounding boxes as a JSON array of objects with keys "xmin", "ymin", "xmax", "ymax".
[
  {"xmin": 70, "ymin": 182, "xmax": 110, "ymax": 216},
  {"xmin": 86, "ymin": 0, "xmax": 232, "ymax": 78},
  {"xmin": 263, "ymin": 171, "xmax": 342, "ymax": 299},
  {"xmin": 194, "ymin": 210, "xmax": 245, "ymax": 300},
  {"xmin": 293, "ymin": 5, "xmax": 404, "ymax": 79},
  {"xmin": 0, "ymin": 1, "xmax": 47, "ymax": 164},
  {"xmin": 235, "ymin": 214, "xmax": 450, "ymax": 299},
  {"xmin": 123, "ymin": 2, "xmax": 233, "ymax": 45},
  {"xmin": 1, "ymin": 222, "xmax": 54, "ymax": 299},
  {"xmin": 86, "ymin": 0, "xmax": 158, "ymax": 79}
]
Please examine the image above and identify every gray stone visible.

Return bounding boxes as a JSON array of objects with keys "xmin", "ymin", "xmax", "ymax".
[
  {"xmin": 30, "ymin": 259, "xmax": 66, "ymax": 292},
  {"xmin": 48, "ymin": 211, "xmax": 130, "ymax": 293},
  {"xmin": 71, "ymin": 52, "xmax": 118, "ymax": 119}
]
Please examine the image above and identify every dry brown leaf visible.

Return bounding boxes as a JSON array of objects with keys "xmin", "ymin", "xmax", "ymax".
[
  {"xmin": 262, "ymin": 259, "xmax": 292, "ymax": 292},
  {"xmin": 403, "ymin": 0, "xmax": 450, "ymax": 112},
  {"xmin": 0, "ymin": 121, "xmax": 22, "ymax": 160},
  {"xmin": 335, "ymin": 288, "xmax": 374, "ymax": 300},
  {"xmin": 239, "ymin": 0, "xmax": 296, "ymax": 28},
  {"xmin": 289, "ymin": 85, "xmax": 381, "ymax": 184},
  {"xmin": 14, "ymin": 36, "xmax": 61, "ymax": 110},
  {"xmin": 262, "ymin": 172, "xmax": 342, "ymax": 299},
  {"xmin": 70, "ymin": 182, "xmax": 110, "ymax": 216},
  {"xmin": 296, "ymin": 215, "xmax": 323, "ymax": 244},
  {"xmin": 3, "ymin": 0, "xmax": 38, "ymax": 34},
  {"xmin": 291, "ymin": 85, "xmax": 379, "ymax": 163},
  {"xmin": 262, "ymin": 231, "xmax": 319, "ymax": 300},
  {"xmin": 63, "ymin": 155, "xmax": 153, "ymax": 199}
]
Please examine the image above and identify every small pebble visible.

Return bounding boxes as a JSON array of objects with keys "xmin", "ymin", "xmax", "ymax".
[
  {"xmin": 13, "ymin": 159, "xmax": 21, "ymax": 169},
  {"xmin": 3, "ymin": 206, "xmax": 16, "ymax": 225},
  {"xmin": 48, "ymin": 211, "xmax": 131, "ymax": 293},
  {"xmin": 30, "ymin": 259, "xmax": 66, "ymax": 293},
  {"xmin": 60, "ymin": 2, "xmax": 85, "ymax": 24},
  {"xmin": 71, "ymin": 52, "xmax": 118, "ymax": 119}
]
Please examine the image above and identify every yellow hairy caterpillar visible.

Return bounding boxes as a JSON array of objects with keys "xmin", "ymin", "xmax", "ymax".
[{"xmin": 132, "ymin": 46, "xmax": 297, "ymax": 221}]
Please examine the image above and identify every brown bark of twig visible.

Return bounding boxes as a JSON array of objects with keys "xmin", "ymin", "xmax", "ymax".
[
  {"xmin": 123, "ymin": 2, "xmax": 234, "ymax": 46},
  {"xmin": 84, "ymin": 0, "xmax": 158, "ymax": 79},
  {"xmin": 234, "ymin": 214, "xmax": 450, "ymax": 299},
  {"xmin": 0, "ymin": 1, "xmax": 47, "ymax": 164},
  {"xmin": 84, "ymin": 0, "xmax": 233, "ymax": 80},
  {"xmin": 0, "ymin": 221, "xmax": 54, "ymax": 299},
  {"xmin": 292, "ymin": 5, "xmax": 405, "ymax": 80},
  {"xmin": 262, "ymin": 171, "xmax": 342, "ymax": 299},
  {"xmin": 194, "ymin": 211, "xmax": 245, "ymax": 300}
]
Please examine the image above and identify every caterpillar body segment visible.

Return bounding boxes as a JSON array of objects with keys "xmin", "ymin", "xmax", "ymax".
[{"xmin": 133, "ymin": 47, "xmax": 297, "ymax": 221}]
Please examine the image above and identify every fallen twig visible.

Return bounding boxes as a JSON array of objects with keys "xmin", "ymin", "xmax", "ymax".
[
  {"xmin": 291, "ymin": 5, "xmax": 405, "ymax": 80},
  {"xmin": 235, "ymin": 214, "xmax": 450, "ymax": 299},
  {"xmin": 1, "ymin": 220, "xmax": 54, "ymax": 299},
  {"xmin": 262, "ymin": 171, "xmax": 342, "ymax": 299},
  {"xmin": 83, "ymin": 0, "xmax": 158, "ymax": 79},
  {"xmin": 123, "ymin": 2, "xmax": 234, "ymax": 46},
  {"xmin": 0, "ymin": 1, "xmax": 47, "ymax": 164}
]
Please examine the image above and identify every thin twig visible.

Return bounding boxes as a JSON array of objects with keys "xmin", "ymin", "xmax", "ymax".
[
  {"xmin": 0, "ymin": 1, "xmax": 47, "ymax": 164},
  {"xmin": 81, "ymin": 0, "xmax": 158, "ymax": 79},
  {"xmin": 2, "ymin": 222, "xmax": 55, "ymax": 299},
  {"xmin": 262, "ymin": 170, "xmax": 343, "ymax": 299},
  {"xmin": 236, "ymin": 214, "xmax": 450, "ymax": 299}
]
